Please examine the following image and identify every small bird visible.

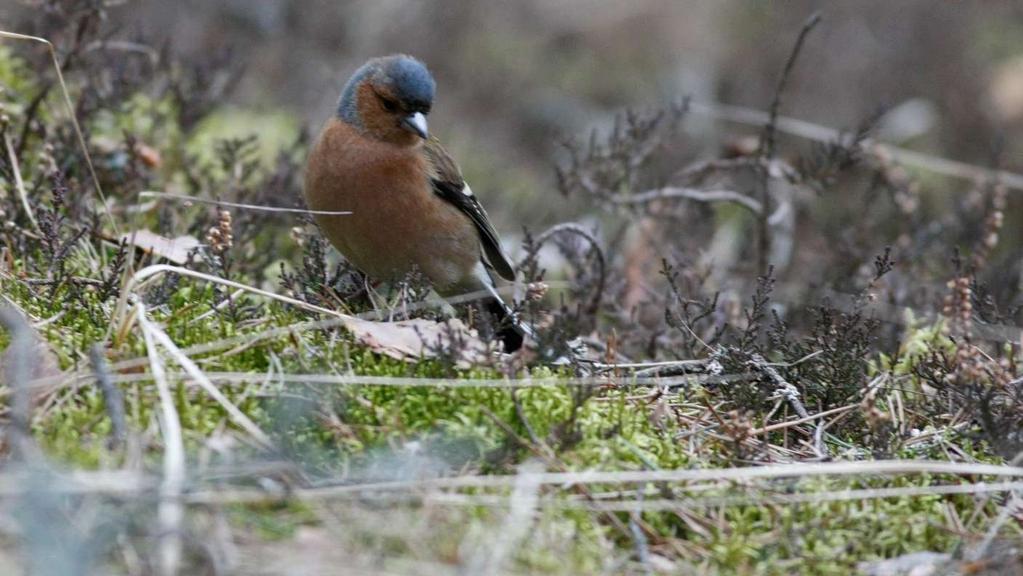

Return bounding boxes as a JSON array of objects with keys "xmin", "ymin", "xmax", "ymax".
[{"xmin": 304, "ymin": 55, "xmax": 526, "ymax": 351}]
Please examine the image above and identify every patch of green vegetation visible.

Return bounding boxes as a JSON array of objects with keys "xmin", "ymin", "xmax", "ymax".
[
  {"xmin": 228, "ymin": 501, "xmax": 318, "ymax": 541},
  {"xmin": 4, "ymin": 233, "xmax": 1019, "ymax": 574},
  {"xmin": 0, "ymin": 46, "xmax": 37, "ymax": 114},
  {"xmin": 186, "ymin": 107, "xmax": 301, "ymax": 168}
]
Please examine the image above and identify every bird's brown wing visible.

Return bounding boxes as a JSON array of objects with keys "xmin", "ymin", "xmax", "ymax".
[{"xmin": 423, "ymin": 137, "xmax": 516, "ymax": 281}]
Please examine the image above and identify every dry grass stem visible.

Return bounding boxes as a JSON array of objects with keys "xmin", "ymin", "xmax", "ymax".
[{"xmin": 138, "ymin": 302, "xmax": 185, "ymax": 576}]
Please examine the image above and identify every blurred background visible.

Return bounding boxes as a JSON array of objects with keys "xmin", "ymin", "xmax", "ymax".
[{"xmin": 8, "ymin": 0, "xmax": 1020, "ymax": 228}]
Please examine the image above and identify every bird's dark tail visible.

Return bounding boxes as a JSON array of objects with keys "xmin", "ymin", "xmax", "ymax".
[{"xmin": 483, "ymin": 297, "xmax": 527, "ymax": 353}]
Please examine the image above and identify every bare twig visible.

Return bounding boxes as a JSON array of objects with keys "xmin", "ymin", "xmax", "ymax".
[
  {"xmin": 749, "ymin": 354, "xmax": 809, "ymax": 419},
  {"xmin": 512, "ymin": 391, "xmax": 545, "ymax": 448},
  {"xmin": 189, "ymin": 288, "xmax": 246, "ymax": 324},
  {"xmin": 761, "ymin": 12, "xmax": 823, "ymax": 161},
  {"xmin": 755, "ymin": 12, "xmax": 822, "ymax": 274},
  {"xmin": 83, "ymin": 39, "xmax": 159, "ymax": 61},
  {"xmin": 752, "ymin": 404, "xmax": 856, "ymax": 435},
  {"xmin": 613, "ymin": 186, "xmax": 762, "ymax": 214}
]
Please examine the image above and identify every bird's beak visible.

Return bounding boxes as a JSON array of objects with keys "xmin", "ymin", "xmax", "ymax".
[{"xmin": 400, "ymin": 112, "xmax": 429, "ymax": 139}]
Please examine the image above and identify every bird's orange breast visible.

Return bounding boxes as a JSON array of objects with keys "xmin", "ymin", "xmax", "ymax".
[{"xmin": 303, "ymin": 119, "xmax": 480, "ymax": 292}]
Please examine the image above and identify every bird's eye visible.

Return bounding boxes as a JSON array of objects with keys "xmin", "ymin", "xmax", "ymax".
[{"xmin": 380, "ymin": 97, "xmax": 399, "ymax": 113}]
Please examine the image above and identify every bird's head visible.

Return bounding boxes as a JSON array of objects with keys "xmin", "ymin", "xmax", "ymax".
[{"xmin": 337, "ymin": 55, "xmax": 435, "ymax": 146}]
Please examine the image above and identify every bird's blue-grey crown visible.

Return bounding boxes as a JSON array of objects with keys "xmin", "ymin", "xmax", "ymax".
[{"xmin": 338, "ymin": 55, "xmax": 436, "ymax": 126}]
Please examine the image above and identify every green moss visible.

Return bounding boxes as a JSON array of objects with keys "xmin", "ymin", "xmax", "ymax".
[{"xmin": 229, "ymin": 501, "xmax": 318, "ymax": 541}]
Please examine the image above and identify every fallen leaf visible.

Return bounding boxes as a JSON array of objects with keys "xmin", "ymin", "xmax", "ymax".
[
  {"xmin": 991, "ymin": 55, "xmax": 1023, "ymax": 123},
  {"xmin": 340, "ymin": 316, "xmax": 491, "ymax": 367},
  {"xmin": 121, "ymin": 229, "xmax": 200, "ymax": 264}
]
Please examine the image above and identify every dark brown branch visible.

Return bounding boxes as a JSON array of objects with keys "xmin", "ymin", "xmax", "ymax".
[
  {"xmin": 756, "ymin": 11, "xmax": 822, "ymax": 275},
  {"xmin": 761, "ymin": 12, "xmax": 823, "ymax": 161}
]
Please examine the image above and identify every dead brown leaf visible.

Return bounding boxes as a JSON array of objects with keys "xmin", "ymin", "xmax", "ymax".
[
  {"xmin": 121, "ymin": 229, "xmax": 200, "ymax": 264},
  {"xmin": 340, "ymin": 316, "xmax": 491, "ymax": 367}
]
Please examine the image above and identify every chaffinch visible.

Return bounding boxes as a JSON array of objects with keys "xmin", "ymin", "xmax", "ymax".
[{"xmin": 304, "ymin": 54, "xmax": 526, "ymax": 351}]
